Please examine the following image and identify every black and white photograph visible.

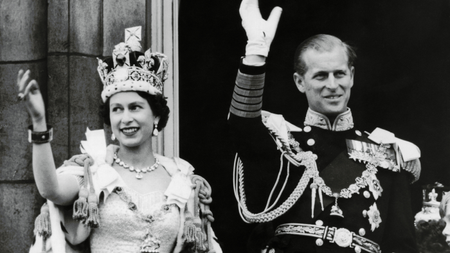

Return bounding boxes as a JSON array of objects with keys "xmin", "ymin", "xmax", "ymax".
[{"xmin": 1, "ymin": 0, "xmax": 450, "ymax": 252}]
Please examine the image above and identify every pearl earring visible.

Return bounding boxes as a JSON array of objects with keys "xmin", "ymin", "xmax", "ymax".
[
  {"xmin": 153, "ymin": 123, "xmax": 158, "ymax": 136},
  {"xmin": 111, "ymin": 133, "xmax": 116, "ymax": 141}
]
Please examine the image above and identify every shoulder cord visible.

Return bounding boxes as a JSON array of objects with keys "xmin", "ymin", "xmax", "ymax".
[
  {"xmin": 232, "ymin": 152, "xmax": 289, "ymax": 218},
  {"xmin": 70, "ymin": 154, "xmax": 100, "ymax": 228},
  {"xmin": 233, "ymin": 117, "xmax": 314, "ymax": 223},
  {"xmin": 233, "ymin": 152, "xmax": 314, "ymax": 223},
  {"xmin": 191, "ymin": 175, "xmax": 214, "ymax": 223},
  {"xmin": 33, "ymin": 202, "xmax": 52, "ymax": 252},
  {"xmin": 187, "ymin": 175, "xmax": 216, "ymax": 252},
  {"xmin": 264, "ymin": 153, "xmax": 290, "ymax": 211},
  {"xmin": 263, "ymin": 115, "xmax": 303, "ymax": 166},
  {"xmin": 32, "ymin": 155, "xmax": 96, "ymax": 252}
]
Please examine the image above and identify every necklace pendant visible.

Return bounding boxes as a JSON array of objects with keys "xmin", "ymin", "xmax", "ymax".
[
  {"xmin": 330, "ymin": 203, "xmax": 344, "ymax": 218},
  {"xmin": 136, "ymin": 172, "xmax": 143, "ymax": 179},
  {"xmin": 140, "ymin": 232, "xmax": 161, "ymax": 253},
  {"xmin": 330, "ymin": 194, "xmax": 344, "ymax": 218}
]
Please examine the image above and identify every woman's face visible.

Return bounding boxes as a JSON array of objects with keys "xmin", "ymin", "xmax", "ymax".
[
  {"xmin": 109, "ymin": 92, "xmax": 158, "ymax": 148},
  {"xmin": 442, "ymin": 200, "xmax": 450, "ymax": 245}
]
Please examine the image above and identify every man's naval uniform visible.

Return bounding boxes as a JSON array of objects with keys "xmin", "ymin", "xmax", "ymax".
[{"xmin": 228, "ymin": 63, "xmax": 418, "ymax": 253}]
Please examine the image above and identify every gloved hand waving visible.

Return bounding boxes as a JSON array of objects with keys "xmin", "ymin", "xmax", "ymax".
[{"xmin": 240, "ymin": 0, "xmax": 283, "ymax": 57}]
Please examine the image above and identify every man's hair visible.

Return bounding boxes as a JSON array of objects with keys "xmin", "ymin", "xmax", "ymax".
[{"xmin": 293, "ymin": 34, "xmax": 357, "ymax": 76}]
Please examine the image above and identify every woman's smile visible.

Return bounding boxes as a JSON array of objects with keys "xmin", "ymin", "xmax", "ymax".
[
  {"xmin": 121, "ymin": 127, "xmax": 139, "ymax": 136},
  {"xmin": 110, "ymin": 92, "xmax": 157, "ymax": 148}
]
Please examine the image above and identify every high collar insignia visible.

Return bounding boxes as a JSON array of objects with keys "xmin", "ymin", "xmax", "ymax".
[{"xmin": 304, "ymin": 108, "xmax": 354, "ymax": 131}]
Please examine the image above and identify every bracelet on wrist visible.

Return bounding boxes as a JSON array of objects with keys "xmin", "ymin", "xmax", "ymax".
[{"xmin": 28, "ymin": 125, "xmax": 53, "ymax": 144}]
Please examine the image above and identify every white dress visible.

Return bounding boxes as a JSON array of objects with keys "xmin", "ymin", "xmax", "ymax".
[{"xmin": 90, "ymin": 184, "xmax": 181, "ymax": 253}]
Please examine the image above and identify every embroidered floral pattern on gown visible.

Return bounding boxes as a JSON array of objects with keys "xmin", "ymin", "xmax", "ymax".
[{"xmin": 90, "ymin": 187, "xmax": 180, "ymax": 253}]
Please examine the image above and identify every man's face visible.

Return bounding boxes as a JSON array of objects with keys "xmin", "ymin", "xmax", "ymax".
[{"xmin": 293, "ymin": 46, "xmax": 354, "ymax": 117}]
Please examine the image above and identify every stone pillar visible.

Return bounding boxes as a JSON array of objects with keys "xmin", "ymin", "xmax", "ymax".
[
  {"xmin": 48, "ymin": 0, "xmax": 70, "ymax": 167},
  {"xmin": 47, "ymin": 0, "xmax": 103, "ymax": 162},
  {"xmin": 0, "ymin": 1, "xmax": 48, "ymax": 252},
  {"xmin": 67, "ymin": 0, "xmax": 103, "ymax": 157}
]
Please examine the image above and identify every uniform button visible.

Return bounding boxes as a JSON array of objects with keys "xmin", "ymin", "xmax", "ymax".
[
  {"xmin": 363, "ymin": 191, "xmax": 370, "ymax": 198},
  {"xmin": 355, "ymin": 130, "xmax": 362, "ymax": 136},
  {"xmin": 362, "ymin": 210, "xmax": 368, "ymax": 218},
  {"xmin": 315, "ymin": 220, "xmax": 323, "ymax": 226},
  {"xmin": 307, "ymin": 139, "xmax": 315, "ymax": 146},
  {"xmin": 304, "ymin": 126, "xmax": 311, "ymax": 132},
  {"xmin": 316, "ymin": 238, "xmax": 324, "ymax": 246},
  {"xmin": 359, "ymin": 228, "xmax": 366, "ymax": 236}
]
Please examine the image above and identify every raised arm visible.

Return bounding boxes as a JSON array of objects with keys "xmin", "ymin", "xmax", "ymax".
[
  {"xmin": 230, "ymin": 0, "xmax": 283, "ymax": 119},
  {"xmin": 229, "ymin": 0, "xmax": 286, "ymax": 212},
  {"xmin": 17, "ymin": 69, "xmax": 79, "ymax": 205}
]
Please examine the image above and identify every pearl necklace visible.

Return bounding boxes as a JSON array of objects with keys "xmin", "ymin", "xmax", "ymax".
[{"xmin": 113, "ymin": 153, "xmax": 160, "ymax": 179}]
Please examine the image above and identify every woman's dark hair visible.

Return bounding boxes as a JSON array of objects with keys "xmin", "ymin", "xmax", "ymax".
[
  {"xmin": 101, "ymin": 91, "xmax": 170, "ymax": 131},
  {"xmin": 415, "ymin": 219, "xmax": 450, "ymax": 253}
]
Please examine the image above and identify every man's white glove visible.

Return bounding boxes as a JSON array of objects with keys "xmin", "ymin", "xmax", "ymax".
[{"xmin": 240, "ymin": 0, "xmax": 282, "ymax": 57}]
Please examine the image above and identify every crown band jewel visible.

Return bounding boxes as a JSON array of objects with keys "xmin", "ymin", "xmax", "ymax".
[{"xmin": 97, "ymin": 26, "xmax": 169, "ymax": 102}]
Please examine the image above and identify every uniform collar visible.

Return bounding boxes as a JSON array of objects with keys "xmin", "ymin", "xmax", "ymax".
[{"xmin": 304, "ymin": 108, "xmax": 354, "ymax": 131}]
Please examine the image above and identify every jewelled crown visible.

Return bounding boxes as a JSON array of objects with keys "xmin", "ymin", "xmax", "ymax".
[{"xmin": 97, "ymin": 26, "xmax": 169, "ymax": 102}]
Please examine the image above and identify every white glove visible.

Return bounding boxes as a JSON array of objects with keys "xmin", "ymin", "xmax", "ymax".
[{"xmin": 240, "ymin": 0, "xmax": 282, "ymax": 57}]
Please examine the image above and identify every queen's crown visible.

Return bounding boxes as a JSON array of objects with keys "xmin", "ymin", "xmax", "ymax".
[{"xmin": 97, "ymin": 26, "xmax": 169, "ymax": 102}]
